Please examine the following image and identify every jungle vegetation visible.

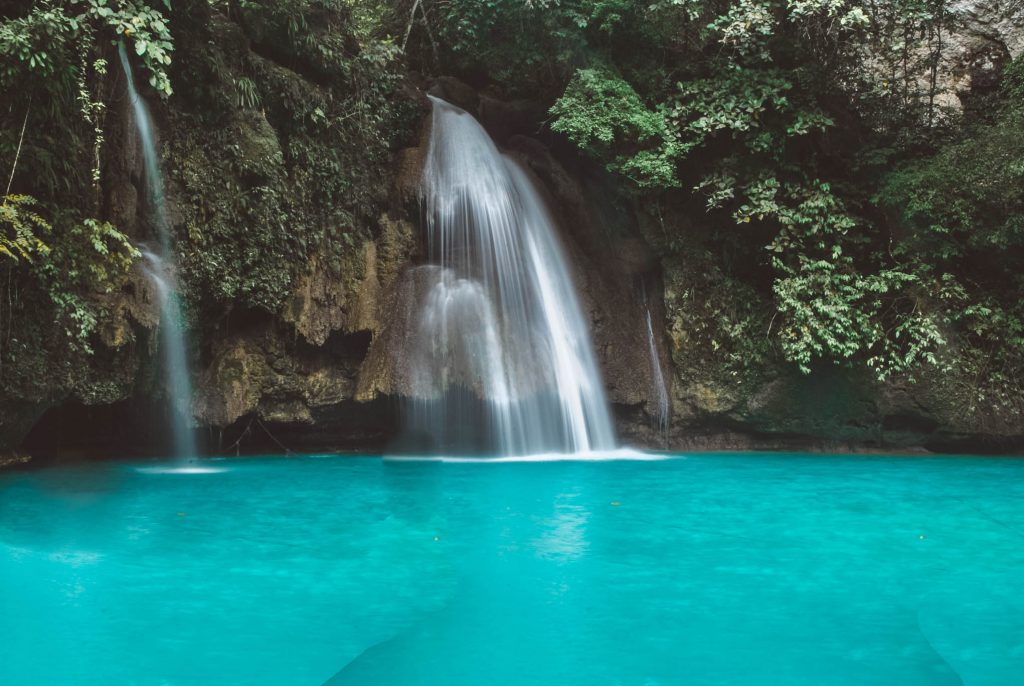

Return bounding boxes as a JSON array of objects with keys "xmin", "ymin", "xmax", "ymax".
[{"xmin": 1, "ymin": 0, "xmax": 1022, "ymax": 419}]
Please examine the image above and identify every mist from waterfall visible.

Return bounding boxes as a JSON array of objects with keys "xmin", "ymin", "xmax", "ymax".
[
  {"xmin": 140, "ymin": 250, "xmax": 198, "ymax": 459},
  {"xmin": 407, "ymin": 96, "xmax": 616, "ymax": 456},
  {"xmin": 119, "ymin": 44, "xmax": 197, "ymax": 459}
]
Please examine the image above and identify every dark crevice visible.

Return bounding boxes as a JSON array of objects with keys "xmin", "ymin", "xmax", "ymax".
[
  {"xmin": 20, "ymin": 399, "xmax": 178, "ymax": 463},
  {"xmin": 215, "ymin": 397, "xmax": 398, "ymax": 456},
  {"xmin": 322, "ymin": 329, "xmax": 373, "ymax": 360},
  {"xmin": 246, "ymin": 41, "xmax": 332, "ymax": 89}
]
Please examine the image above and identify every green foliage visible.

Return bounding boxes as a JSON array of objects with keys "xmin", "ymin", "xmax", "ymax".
[
  {"xmin": 772, "ymin": 256, "xmax": 941, "ymax": 379},
  {"xmin": 550, "ymin": 68, "xmax": 678, "ymax": 188},
  {"xmin": 531, "ymin": 0, "xmax": 988, "ymax": 380},
  {"xmin": 0, "ymin": 0, "xmax": 175, "ymax": 207},
  {"xmin": 670, "ymin": 68, "xmax": 833, "ymax": 157},
  {"xmin": 0, "ymin": 0, "xmax": 169, "ymax": 374},
  {"xmin": 0, "ymin": 2, "xmax": 78, "ymax": 80},
  {"xmin": 234, "ymin": 76, "xmax": 261, "ymax": 109},
  {"xmin": 36, "ymin": 212, "xmax": 138, "ymax": 350},
  {"xmin": 0, "ymin": 1, "xmax": 173, "ymax": 96},
  {"xmin": 949, "ymin": 289, "xmax": 1024, "ymax": 418},
  {"xmin": 0, "ymin": 196, "xmax": 137, "ymax": 359},
  {"xmin": 664, "ymin": 250, "xmax": 773, "ymax": 382},
  {"xmin": 115, "ymin": 0, "xmax": 175, "ymax": 96},
  {"xmin": 875, "ymin": 57, "xmax": 1024, "ymax": 409},
  {"xmin": 730, "ymin": 178, "xmax": 856, "ymax": 254},
  {"xmin": 428, "ymin": 0, "xmax": 642, "ymax": 95},
  {"xmin": 166, "ymin": 1, "xmax": 415, "ymax": 312},
  {"xmin": 75, "ymin": 52, "xmax": 108, "ymax": 186},
  {"xmin": 0, "ymin": 195, "xmax": 51, "ymax": 263},
  {"xmin": 879, "ymin": 110, "xmax": 1024, "ymax": 262}
]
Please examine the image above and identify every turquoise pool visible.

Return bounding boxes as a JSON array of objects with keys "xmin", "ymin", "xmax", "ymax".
[{"xmin": 1, "ymin": 453, "xmax": 1022, "ymax": 684}]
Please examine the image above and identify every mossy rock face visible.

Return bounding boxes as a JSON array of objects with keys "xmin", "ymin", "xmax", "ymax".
[
  {"xmin": 194, "ymin": 335, "xmax": 273, "ymax": 427},
  {"xmin": 738, "ymin": 366, "xmax": 880, "ymax": 443},
  {"xmin": 192, "ymin": 321, "xmax": 363, "ymax": 429},
  {"xmin": 647, "ymin": 196, "xmax": 1024, "ymax": 452},
  {"xmin": 660, "ymin": 251, "xmax": 771, "ymax": 422},
  {"xmin": 0, "ymin": 262, "xmax": 160, "ymax": 456},
  {"xmin": 2, "ymin": 1, "xmax": 422, "ymax": 461},
  {"xmin": 283, "ymin": 240, "xmax": 376, "ymax": 347},
  {"xmin": 284, "ymin": 215, "xmax": 417, "ymax": 347},
  {"xmin": 427, "ymin": 77, "xmax": 480, "ymax": 114},
  {"xmin": 231, "ymin": 108, "xmax": 285, "ymax": 182},
  {"xmin": 159, "ymin": 4, "xmax": 418, "ymax": 318}
]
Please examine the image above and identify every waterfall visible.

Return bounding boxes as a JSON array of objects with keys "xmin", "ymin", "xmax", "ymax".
[
  {"xmin": 407, "ymin": 95, "xmax": 616, "ymax": 456},
  {"xmin": 140, "ymin": 250, "xmax": 198, "ymax": 459},
  {"xmin": 644, "ymin": 304, "xmax": 670, "ymax": 438},
  {"xmin": 119, "ymin": 44, "xmax": 197, "ymax": 459}
]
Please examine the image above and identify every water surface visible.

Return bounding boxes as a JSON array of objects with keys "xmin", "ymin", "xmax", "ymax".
[{"xmin": 2, "ymin": 453, "xmax": 1022, "ymax": 685}]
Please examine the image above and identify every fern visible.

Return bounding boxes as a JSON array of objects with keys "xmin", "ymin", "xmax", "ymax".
[{"xmin": 235, "ymin": 76, "xmax": 261, "ymax": 109}]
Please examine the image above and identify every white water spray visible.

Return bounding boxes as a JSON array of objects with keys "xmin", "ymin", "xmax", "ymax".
[{"xmin": 407, "ymin": 96, "xmax": 616, "ymax": 455}]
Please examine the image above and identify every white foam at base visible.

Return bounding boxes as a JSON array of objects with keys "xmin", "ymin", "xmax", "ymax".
[
  {"xmin": 135, "ymin": 466, "xmax": 229, "ymax": 474},
  {"xmin": 384, "ymin": 449, "xmax": 675, "ymax": 463}
]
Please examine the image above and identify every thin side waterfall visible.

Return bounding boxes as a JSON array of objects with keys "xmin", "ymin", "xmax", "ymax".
[
  {"xmin": 644, "ymin": 304, "xmax": 671, "ymax": 437},
  {"xmin": 407, "ymin": 96, "xmax": 616, "ymax": 455},
  {"xmin": 119, "ymin": 44, "xmax": 197, "ymax": 459}
]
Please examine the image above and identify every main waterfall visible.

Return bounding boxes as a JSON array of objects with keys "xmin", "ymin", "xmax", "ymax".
[{"xmin": 406, "ymin": 96, "xmax": 616, "ymax": 456}]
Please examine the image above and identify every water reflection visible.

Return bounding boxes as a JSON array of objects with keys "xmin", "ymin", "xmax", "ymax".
[{"xmin": 532, "ymin": 493, "xmax": 590, "ymax": 562}]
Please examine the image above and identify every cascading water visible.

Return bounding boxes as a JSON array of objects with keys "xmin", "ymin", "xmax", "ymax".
[
  {"xmin": 119, "ymin": 44, "xmax": 197, "ymax": 459},
  {"xmin": 140, "ymin": 250, "xmax": 198, "ymax": 459},
  {"xmin": 407, "ymin": 95, "xmax": 616, "ymax": 456}
]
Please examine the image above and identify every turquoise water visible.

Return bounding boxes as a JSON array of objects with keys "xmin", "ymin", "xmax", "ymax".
[{"xmin": 1, "ymin": 454, "xmax": 1023, "ymax": 685}]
